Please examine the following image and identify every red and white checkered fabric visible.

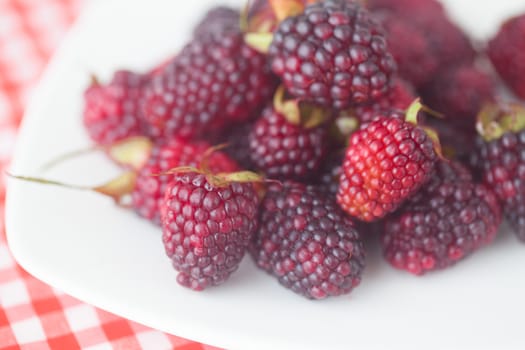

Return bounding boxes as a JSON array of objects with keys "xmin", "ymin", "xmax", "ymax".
[{"xmin": 0, "ymin": 1, "xmax": 219, "ymax": 349}]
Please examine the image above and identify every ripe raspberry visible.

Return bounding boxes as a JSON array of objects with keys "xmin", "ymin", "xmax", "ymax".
[
  {"xmin": 251, "ymin": 182, "xmax": 365, "ymax": 299},
  {"xmin": 249, "ymin": 105, "xmax": 329, "ymax": 180},
  {"xmin": 142, "ymin": 28, "xmax": 276, "ymax": 140},
  {"xmin": 268, "ymin": 0, "xmax": 396, "ymax": 108},
  {"xmin": 337, "ymin": 109, "xmax": 438, "ymax": 222},
  {"xmin": 382, "ymin": 161, "xmax": 501, "ymax": 275},
  {"xmin": 83, "ymin": 70, "xmax": 148, "ymax": 145},
  {"xmin": 193, "ymin": 6, "xmax": 240, "ymax": 38},
  {"xmin": 132, "ymin": 140, "xmax": 238, "ymax": 224},
  {"xmin": 422, "ymin": 65, "xmax": 495, "ymax": 128},
  {"xmin": 162, "ymin": 172, "xmax": 259, "ymax": 290},
  {"xmin": 488, "ymin": 14, "xmax": 525, "ymax": 99},
  {"xmin": 474, "ymin": 104, "xmax": 525, "ymax": 241}
]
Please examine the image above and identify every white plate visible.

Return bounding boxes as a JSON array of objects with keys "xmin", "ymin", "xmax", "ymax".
[{"xmin": 6, "ymin": 1, "xmax": 525, "ymax": 349}]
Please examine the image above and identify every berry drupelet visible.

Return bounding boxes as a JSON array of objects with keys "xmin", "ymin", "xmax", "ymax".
[
  {"xmin": 142, "ymin": 25, "xmax": 276, "ymax": 140},
  {"xmin": 83, "ymin": 70, "xmax": 148, "ymax": 145},
  {"xmin": 251, "ymin": 182, "xmax": 366, "ymax": 300},
  {"xmin": 268, "ymin": 0, "xmax": 396, "ymax": 108},
  {"xmin": 162, "ymin": 172, "xmax": 260, "ymax": 291},
  {"xmin": 249, "ymin": 103, "xmax": 329, "ymax": 181},
  {"xmin": 337, "ymin": 102, "xmax": 438, "ymax": 222},
  {"xmin": 382, "ymin": 161, "xmax": 501, "ymax": 275},
  {"xmin": 474, "ymin": 103, "xmax": 525, "ymax": 242},
  {"xmin": 132, "ymin": 139, "xmax": 238, "ymax": 224},
  {"xmin": 488, "ymin": 14, "xmax": 525, "ymax": 99}
]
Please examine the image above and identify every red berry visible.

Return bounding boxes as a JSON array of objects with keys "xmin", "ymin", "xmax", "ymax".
[
  {"xmin": 268, "ymin": 0, "xmax": 396, "ymax": 108},
  {"xmin": 337, "ymin": 115, "xmax": 437, "ymax": 222},
  {"xmin": 488, "ymin": 14, "xmax": 525, "ymax": 99},
  {"xmin": 351, "ymin": 77, "xmax": 416, "ymax": 126},
  {"xmin": 412, "ymin": 13, "xmax": 475, "ymax": 71},
  {"xmin": 377, "ymin": 11, "xmax": 439, "ymax": 87},
  {"xmin": 375, "ymin": 9, "xmax": 474, "ymax": 87},
  {"xmin": 217, "ymin": 122, "xmax": 257, "ymax": 171},
  {"xmin": 83, "ymin": 71, "xmax": 148, "ymax": 145},
  {"xmin": 162, "ymin": 172, "xmax": 260, "ymax": 291},
  {"xmin": 315, "ymin": 149, "xmax": 344, "ymax": 199},
  {"xmin": 474, "ymin": 104, "xmax": 525, "ymax": 241},
  {"xmin": 142, "ymin": 27, "xmax": 276, "ymax": 140},
  {"xmin": 422, "ymin": 64, "xmax": 495, "ymax": 129},
  {"xmin": 382, "ymin": 161, "xmax": 501, "ymax": 275},
  {"xmin": 193, "ymin": 6, "xmax": 240, "ymax": 38},
  {"xmin": 251, "ymin": 182, "xmax": 365, "ymax": 299},
  {"xmin": 249, "ymin": 105, "xmax": 329, "ymax": 180},
  {"xmin": 132, "ymin": 139, "xmax": 238, "ymax": 224},
  {"xmin": 367, "ymin": 0, "xmax": 445, "ymax": 15}
]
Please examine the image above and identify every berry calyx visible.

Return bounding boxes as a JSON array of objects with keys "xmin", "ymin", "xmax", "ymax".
[{"xmin": 476, "ymin": 103, "xmax": 525, "ymax": 142}]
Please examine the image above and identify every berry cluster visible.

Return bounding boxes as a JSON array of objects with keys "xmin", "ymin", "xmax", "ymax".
[{"xmin": 30, "ymin": 1, "xmax": 525, "ymax": 300}]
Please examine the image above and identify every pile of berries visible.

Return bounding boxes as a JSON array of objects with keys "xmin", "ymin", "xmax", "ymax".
[{"xmin": 40, "ymin": 0, "xmax": 525, "ymax": 299}]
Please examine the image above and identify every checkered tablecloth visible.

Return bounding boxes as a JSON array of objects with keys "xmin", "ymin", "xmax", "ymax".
[{"xmin": 0, "ymin": 1, "xmax": 219, "ymax": 349}]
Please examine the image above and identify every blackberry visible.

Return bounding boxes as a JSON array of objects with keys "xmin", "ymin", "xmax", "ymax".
[
  {"xmin": 422, "ymin": 64, "xmax": 495, "ymax": 129},
  {"xmin": 488, "ymin": 14, "xmax": 525, "ymax": 99},
  {"xmin": 316, "ymin": 149, "xmax": 344, "ymax": 199},
  {"xmin": 215, "ymin": 121, "xmax": 257, "ymax": 171},
  {"xmin": 372, "ymin": 1, "xmax": 474, "ymax": 81},
  {"xmin": 249, "ymin": 104, "xmax": 329, "ymax": 181},
  {"xmin": 367, "ymin": 0, "xmax": 445, "ymax": 15},
  {"xmin": 382, "ymin": 161, "xmax": 501, "ymax": 275},
  {"xmin": 377, "ymin": 11, "xmax": 439, "ymax": 87},
  {"xmin": 132, "ymin": 139, "xmax": 238, "ymax": 224},
  {"xmin": 475, "ymin": 104, "xmax": 525, "ymax": 241},
  {"xmin": 268, "ymin": 0, "xmax": 396, "ymax": 108},
  {"xmin": 142, "ymin": 28, "xmax": 276, "ymax": 140},
  {"xmin": 162, "ymin": 172, "xmax": 259, "ymax": 290},
  {"xmin": 193, "ymin": 6, "xmax": 240, "ymax": 38},
  {"xmin": 83, "ymin": 70, "xmax": 148, "ymax": 145},
  {"xmin": 251, "ymin": 182, "xmax": 366, "ymax": 299},
  {"xmin": 337, "ymin": 106, "xmax": 438, "ymax": 222}
]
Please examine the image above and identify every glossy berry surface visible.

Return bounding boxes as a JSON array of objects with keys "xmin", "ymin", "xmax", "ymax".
[
  {"xmin": 142, "ymin": 28, "xmax": 275, "ymax": 140},
  {"xmin": 132, "ymin": 139, "xmax": 238, "ymax": 224},
  {"xmin": 475, "ymin": 131, "xmax": 525, "ymax": 241},
  {"xmin": 162, "ymin": 173, "xmax": 259, "ymax": 291},
  {"xmin": 83, "ymin": 70, "xmax": 147, "ymax": 145},
  {"xmin": 269, "ymin": 0, "xmax": 396, "ymax": 108},
  {"xmin": 249, "ymin": 106, "xmax": 329, "ymax": 180},
  {"xmin": 488, "ymin": 14, "xmax": 525, "ymax": 99},
  {"xmin": 251, "ymin": 182, "xmax": 365, "ymax": 299},
  {"xmin": 382, "ymin": 161, "xmax": 501, "ymax": 275},
  {"xmin": 337, "ymin": 116, "xmax": 437, "ymax": 222}
]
